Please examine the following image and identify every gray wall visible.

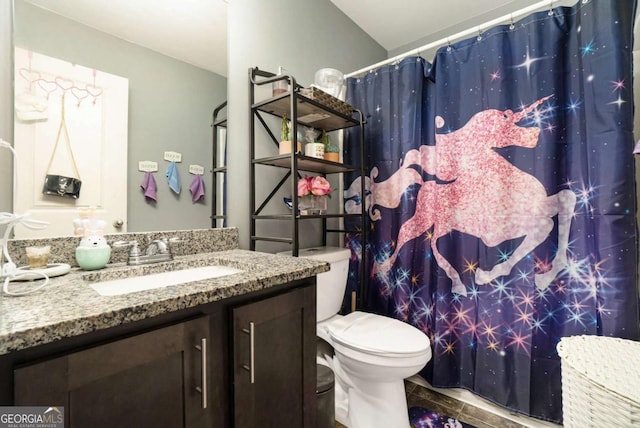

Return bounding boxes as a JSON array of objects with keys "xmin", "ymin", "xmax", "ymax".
[
  {"xmin": 388, "ymin": 0, "xmax": 577, "ymax": 59},
  {"xmin": 227, "ymin": 0, "xmax": 386, "ymax": 251},
  {"xmin": 10, "ymin": 1, "xmax": 227, "ymax": 232},
  {"xmin": 0, "ymin": 1, "xmax": 13, "ymax": 217}
]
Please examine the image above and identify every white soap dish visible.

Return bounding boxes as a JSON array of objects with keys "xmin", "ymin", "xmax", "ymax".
[{"xmin": 11, "ymin": 263, "xmax": 71, "ymax": 281}]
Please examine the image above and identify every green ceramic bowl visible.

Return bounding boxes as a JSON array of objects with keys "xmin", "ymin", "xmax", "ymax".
[{"xmin": 75, "ymin": 246, "xmax": 111, "ymax": 271}]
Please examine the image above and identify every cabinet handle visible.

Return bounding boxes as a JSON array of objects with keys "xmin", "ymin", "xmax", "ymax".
[
  {"xmin": 194, "ymin": 338, "xmax": 208, "ymax": 409},
  {"xmin": 241, "ymin": 322, "xmax": 255, "ymax": 384}
]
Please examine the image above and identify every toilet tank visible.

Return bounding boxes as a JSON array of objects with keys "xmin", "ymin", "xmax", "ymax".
[{"xmin": 286, "ymin": 247, "xmax": 351, "ymax": 322}]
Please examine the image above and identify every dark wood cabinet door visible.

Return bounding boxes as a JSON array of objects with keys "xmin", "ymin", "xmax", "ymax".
[
  {"xmin": 14, "ymin": 316, "xmax": 211, "ymax": 428},
  {"xmin": 233, "ymin": 285, "xmax": 316, "ymax": 427}
]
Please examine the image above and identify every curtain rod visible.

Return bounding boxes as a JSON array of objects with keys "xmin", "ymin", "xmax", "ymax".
[{"xmin": 346, "ymin": 0, "xmax": 556, "ymax": 78}]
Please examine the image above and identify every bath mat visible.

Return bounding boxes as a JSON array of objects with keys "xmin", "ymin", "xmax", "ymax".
[{"xmin": 409, "ymin": 406, "xmax": 477, "ymax": 428}]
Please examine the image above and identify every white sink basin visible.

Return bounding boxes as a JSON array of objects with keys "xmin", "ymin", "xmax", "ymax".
[{"xmin": 90, "ymin": 265, "xmax": 243, "ymax": 296}]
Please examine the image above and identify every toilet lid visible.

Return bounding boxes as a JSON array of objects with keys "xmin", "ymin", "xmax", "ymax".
[{"xmin": 327, "ymin": 312, "xmax": 430, "ymax": 357}]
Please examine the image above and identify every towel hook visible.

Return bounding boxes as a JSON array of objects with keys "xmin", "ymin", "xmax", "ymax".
[{"xmin": 87, "ymin": 69, "xmax": 103, "ymax": 105}]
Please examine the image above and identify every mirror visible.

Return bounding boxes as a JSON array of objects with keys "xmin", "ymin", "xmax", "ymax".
[
  {"xmin": 212, "ymin": 100, "xmax": 227, "ymax": 229},
  {"xmin": 7, "ymin": 0, "xmax": 227, "ymax": 237}
]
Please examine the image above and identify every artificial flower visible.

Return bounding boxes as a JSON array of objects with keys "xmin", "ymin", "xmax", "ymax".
[
  {"xmin": 298, "ymin": 176, "xmax": 311, "ymax": 196},
  {"xmin": 297, "ymin": 175, "xmax": 332, "ymax": 197},
  {"xmin": 310, "ymin": 176, "xmax": 331, "ymax": 196}
]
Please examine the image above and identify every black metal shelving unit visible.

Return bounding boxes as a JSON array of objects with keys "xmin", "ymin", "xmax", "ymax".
[
  {"xmin": 211, "ymin": 100, "xmax": 227, "ymax": 228},
  {"xmin": 249, "ymin": 66, "xmax": 367, "ymax": 306}
]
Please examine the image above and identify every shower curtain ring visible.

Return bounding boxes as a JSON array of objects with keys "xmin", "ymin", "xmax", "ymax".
[
  {"xmin": 509, "ymin": 15, "xmax": 515, "ymax": 30},
  {"xmin": 548, "ymin": 1, "xmax": 554, "ymax": 16},
  {"xmin": 477, "ymin": 28, "xmax": 483, "ymax": 41},
  {"xmin": 446, "ymin": 39, "xmax": 452, "ymax": 52}
]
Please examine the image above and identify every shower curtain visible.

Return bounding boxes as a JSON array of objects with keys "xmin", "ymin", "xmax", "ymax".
[{"xmin": 343, "ymin": 0, "xmax": 639, "ymax": 423}]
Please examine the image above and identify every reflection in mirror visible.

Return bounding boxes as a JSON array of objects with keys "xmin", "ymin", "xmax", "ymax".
[
  {"xmin": 13, "ymin": 47, "xmax": 129, "ymax": 238},
  {"xmin": 212, "ymin": 100, "xmax": 227, "ymax": 228},
  {"xmin": 9, "ymin": 0, "xmax": 227, "ymax": 237}
]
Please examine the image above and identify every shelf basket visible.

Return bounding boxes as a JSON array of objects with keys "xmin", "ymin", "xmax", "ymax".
[
  {"xmin": 298, "ymin": 87, "xmax": 353, "ymax": 117},
  {"xmin": 556, "ymin": 335, "xmax": 640, "ymax": 427}
]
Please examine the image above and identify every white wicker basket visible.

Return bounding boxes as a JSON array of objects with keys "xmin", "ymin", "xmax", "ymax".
[{"xmin": 557, "ymin": 335, "xmax": 640, "ymax": 427}]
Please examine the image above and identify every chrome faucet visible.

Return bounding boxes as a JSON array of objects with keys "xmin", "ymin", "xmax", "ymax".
[{"xmin": 113, "ymin": 238, "xmax": 181, "ymax": 265}]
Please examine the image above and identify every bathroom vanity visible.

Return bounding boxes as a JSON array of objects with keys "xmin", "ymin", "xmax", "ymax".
[{"xmin": 0, "ymin": 229, "xmax": 326, "ymax": 427}]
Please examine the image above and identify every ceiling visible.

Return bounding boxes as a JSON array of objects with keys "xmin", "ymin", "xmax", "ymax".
[
  {"xmin": 22, "ymin": 0, "xmax": 594, "ymax": 77},
  {"xmin": 329, "ymin": 0, "xmax": 528, "ymax": 53},
  {"xmin": 23, "ymin": 0, "xmax": 228, "ymax": 76}
]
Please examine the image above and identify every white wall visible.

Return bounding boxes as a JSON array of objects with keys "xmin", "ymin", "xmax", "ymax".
[
  {"xmin": 226, "ymin": 0, "xmax": 387, "ymax": 251},
  {"xmin": 0, "ymin": 1, "xmax": 13, "ymax": 216}
]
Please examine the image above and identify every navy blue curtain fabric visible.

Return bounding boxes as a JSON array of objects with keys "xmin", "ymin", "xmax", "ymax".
[
  {"xmin": 343, "ymin": 0, "xmax": 638, "ymax": 423},
  {"xmin": 343, "ymin": 56, "xmax": 434, "ymax": 311}
]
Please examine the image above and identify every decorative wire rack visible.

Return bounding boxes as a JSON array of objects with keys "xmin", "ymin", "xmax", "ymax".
[
  {"xmin": 298, "ymin": 87, "xmax": 353, "ymax": 116},
  {"xmin": 557, "ymin": 335, "xmax": 640, "ymax": 427}
]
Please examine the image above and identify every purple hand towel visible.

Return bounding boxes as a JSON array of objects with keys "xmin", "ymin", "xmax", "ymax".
[
  {"xmin": 140, "ymin": 171, "xmax": 157, "ymax": 201},
  {"xmin": 189, "ymin": 174, "xmax": 205, "ymax": 203}
]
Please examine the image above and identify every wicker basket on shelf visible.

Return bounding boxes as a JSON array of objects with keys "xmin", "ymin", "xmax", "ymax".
[
  {"xmin": 298, "ymin": 86, "xmax": 353, "ymax": 116},
  {"xmin": 556, "ymin": 335, "xmax": 640, "ymax": 427}
]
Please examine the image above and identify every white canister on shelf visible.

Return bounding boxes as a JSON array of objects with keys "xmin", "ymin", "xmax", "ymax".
[{"xmin": 305, "ymin": 143, "xmax": 325, "ymax": 159}]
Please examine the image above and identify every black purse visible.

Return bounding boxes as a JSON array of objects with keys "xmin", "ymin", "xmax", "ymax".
[
  {"xmin": 42, "ymin": 94, "xmax": 82, "ymax": 199},
  {"xmin": 43, "ymin": 174, "xmax": 82, "ymax": 199}
]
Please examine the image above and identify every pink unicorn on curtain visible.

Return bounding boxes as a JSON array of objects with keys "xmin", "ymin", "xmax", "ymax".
[{"xmin": 344, "ymin": 95, "xmax": 576, "ymax": 296}]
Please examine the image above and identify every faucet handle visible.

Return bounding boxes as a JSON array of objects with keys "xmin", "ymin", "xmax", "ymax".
[
  {"xmin": 112, "ymin": 240, "xmax": 140, "ymax": 257},
  {"xmin": 165, "ymin": 237, "xmax": 182, "ymax": 255},
  {"xmin": 152, "ymin": 239, "xmax": 169, "ymax": 254}
]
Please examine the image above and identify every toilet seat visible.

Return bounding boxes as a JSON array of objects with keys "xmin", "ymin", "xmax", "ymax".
[{"xmin": 326, "ymin": 311, "xmax": 430, "ymax": 358}]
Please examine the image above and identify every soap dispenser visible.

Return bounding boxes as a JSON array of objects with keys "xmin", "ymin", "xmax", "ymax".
[{"xmin": 74, "ymin": 207, "xmax": 111, "ymax": 270}]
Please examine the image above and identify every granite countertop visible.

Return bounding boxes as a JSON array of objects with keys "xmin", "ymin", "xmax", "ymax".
[{"xmin": 0, "ymin": 249, "xmax": 329, "ymax": 356}]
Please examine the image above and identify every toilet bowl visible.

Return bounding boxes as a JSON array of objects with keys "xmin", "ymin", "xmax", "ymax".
[{"xmin": 287, "ymin": 246, "xmax": 432, "ymax": 428}]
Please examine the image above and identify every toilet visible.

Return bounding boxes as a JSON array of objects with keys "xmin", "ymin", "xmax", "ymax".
[{"xmin": 293, "ymin": 246, "xmax": 432, "ymax": 428}]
